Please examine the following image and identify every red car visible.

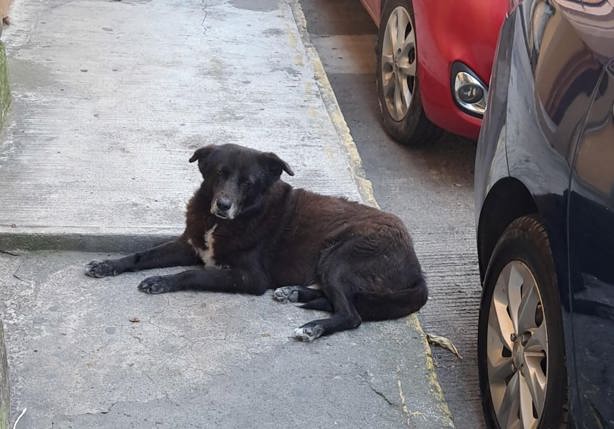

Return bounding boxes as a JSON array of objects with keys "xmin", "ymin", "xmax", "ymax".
[{"xmin": 361, "ymin": 0, "xmax": 507, "ymax": 145}]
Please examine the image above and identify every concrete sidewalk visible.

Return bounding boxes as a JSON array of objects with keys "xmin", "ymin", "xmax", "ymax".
[
  {"xmin": 0, "ymin": 0, "xmax": 452, "ymax": 427},
  {"xmin": 0, "ymin": 0, "xmax": 365, "ymax": 250}
]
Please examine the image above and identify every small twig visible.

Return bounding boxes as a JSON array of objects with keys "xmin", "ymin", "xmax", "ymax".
[
  {"xmin": 12, "ymin": 260, "xmax": 29, "ymax": 283},
  {"xmin": 200, "ymin": 0, "xmax": 209, "ymax": 34},
  {"xmin": 13, "ymin": 408, "xmax": 27, "ymax": 429},
  {"xmin": 0, "ymin": 249, "xmax": 19, "ymax": 256}
]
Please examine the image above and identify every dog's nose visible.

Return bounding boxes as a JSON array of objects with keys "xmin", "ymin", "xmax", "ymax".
[{"xmin": 216, "ymin": 197, "xmax": 232, "ymax": 212}]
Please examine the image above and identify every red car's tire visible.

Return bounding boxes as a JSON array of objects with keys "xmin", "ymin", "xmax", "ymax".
[{"xmin": 376, "ymin": 0, "xmax": 441, "ymax": 146}]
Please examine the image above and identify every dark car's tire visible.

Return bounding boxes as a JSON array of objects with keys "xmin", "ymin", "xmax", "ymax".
[
  {"xmin": 478, "ymin": 216, "xmax": 566, "ymax": 428},
  {"xmin": 376, "ymin": 0, "xmax": 441, "ymax": 146}
]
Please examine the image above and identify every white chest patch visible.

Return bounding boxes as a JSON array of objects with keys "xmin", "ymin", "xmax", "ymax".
[
  {"xmin": 188, "ymin": 225, "xmax": 218, "ymax": 267},
  {"xmin": 201, "ymin": 224, "xmax": 218, "ymax": 266}
]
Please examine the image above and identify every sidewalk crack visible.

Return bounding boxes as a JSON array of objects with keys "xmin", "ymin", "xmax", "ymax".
[
  {"xmin": 367, "ymin": 382, "xmax": 398, "ymax": 407},
  {"xmin": 362, "ymin": 371, "xmax": 399, "ymax": 408}
]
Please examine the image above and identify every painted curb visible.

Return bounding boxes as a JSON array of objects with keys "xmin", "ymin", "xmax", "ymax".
[
  {"xmin": 288, "ymin": 1, "xmax": 454, "ymax": 426},
  {"xmin": 0, "ymin": 41, "xmax": 9, "ymax": 129},
  {"xmin": 0, "ymin": 229, "xmax": 177, "ymax": 253},
  {"xmin": 0, "ymin": 39, "xmax": 11, "ymax": 429}
]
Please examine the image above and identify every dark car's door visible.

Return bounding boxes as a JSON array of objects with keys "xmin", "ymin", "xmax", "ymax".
[{"xmin": 569, "ymin": 59, "xmax": 614, "ymax": 427}]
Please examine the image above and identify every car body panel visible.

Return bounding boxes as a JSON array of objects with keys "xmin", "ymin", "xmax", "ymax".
[
  {"xmin": 556, "ymin": 0, "xmax": 614, "ymax": 64},
  {"xmin": 476, "ymin": 0, "xmax": 613, "ymax": 423},
  {"xmin": 362, "ymin": 0, "xmax": 506, "ymax": 139},
  {"xmin": 474, "ymin": 9, "xmax": 516, "ymax": 224},
  {"xmin": 412, "ymin": 0, "xmax": 506, "ymax": 139},
  {"xmin": 569, "ymin": 60, "xmax": 614, "ymax": 427}
]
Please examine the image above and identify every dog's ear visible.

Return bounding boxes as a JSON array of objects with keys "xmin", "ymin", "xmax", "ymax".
[
  {"xmin": 261, "ymin": 152, "xmax": 294, "ymax": 178},
  {"xmin": 189, "ymin": 145, "xmax": 215, "ymax": 164}
]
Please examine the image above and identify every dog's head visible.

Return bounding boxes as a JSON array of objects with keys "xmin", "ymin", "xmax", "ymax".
[{"xmin": 189, "ymin": 144, "xmax": 294, "ymax": 220}]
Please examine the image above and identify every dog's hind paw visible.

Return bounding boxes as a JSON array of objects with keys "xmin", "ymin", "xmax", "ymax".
[
  {"xmin": 138, "ymin": 276, "xmax": 175, "ymax": 294},
  {"xmin": 273, "ymin": 286, "xmax": 300, "ymax": 303},
  {"xmin": 293, "ymin": 324, "xmax": 324, "ymax": 342},
  {"xmin": 85, "ymin": 260, "xmax": 118, "ymax": 278}
]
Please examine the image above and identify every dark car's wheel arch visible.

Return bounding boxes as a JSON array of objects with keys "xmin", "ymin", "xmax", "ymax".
[{"xmin": 477, "ymin": 177, "xmax": 538, "ymax": 280}]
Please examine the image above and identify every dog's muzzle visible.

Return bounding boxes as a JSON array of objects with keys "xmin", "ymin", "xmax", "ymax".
[{"xmin": 211, "ymin": 196, "xmax": 236, "ymax": 219}]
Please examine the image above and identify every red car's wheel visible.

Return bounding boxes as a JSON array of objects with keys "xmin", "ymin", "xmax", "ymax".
[{"xmin": 376, "ymin": 0, "xmax": 440, "ymax": 146}]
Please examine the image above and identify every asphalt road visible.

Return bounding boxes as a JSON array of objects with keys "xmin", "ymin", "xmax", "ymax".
[{"xmin": 300, "ymin": 1, "xmax": 485, "ymax": 427}]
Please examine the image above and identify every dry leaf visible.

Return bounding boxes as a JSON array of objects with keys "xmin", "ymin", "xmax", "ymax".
[{"xmin": 427, "ymin": 333, "xmax": 462, "ymax": 359}]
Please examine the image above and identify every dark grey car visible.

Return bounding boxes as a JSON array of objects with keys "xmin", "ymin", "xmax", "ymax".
[{"xmin": 474, "ymin": 0, "xmax": 614, "ymax": 427}]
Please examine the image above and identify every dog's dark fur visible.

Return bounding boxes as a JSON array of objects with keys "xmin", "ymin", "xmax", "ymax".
[{"xmin": 86, "ymin": 144, "xmax": 427, "ymax": 341}]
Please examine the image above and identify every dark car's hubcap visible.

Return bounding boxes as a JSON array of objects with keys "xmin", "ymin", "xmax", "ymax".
[
  {"xmin": 511, "ymin": 331, "xmax": 531, "ymax": 371},
  {"xmin": 381, "ymin": 7, "xmax": 416, "ymax": 121},
  {"xmin": 487, "ymin": 261, "xmax": 548, "ymax": 429}
]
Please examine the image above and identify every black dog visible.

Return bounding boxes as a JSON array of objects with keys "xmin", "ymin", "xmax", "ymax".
[{"xmin": 86, "ymin": 144, "xmax": 427, "ymax": 341}]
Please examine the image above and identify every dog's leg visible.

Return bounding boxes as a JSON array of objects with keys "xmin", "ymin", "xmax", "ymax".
[
  {"xmin": 298, "ymin": 297, "xmax": 333, "ymax": 312},
  {"xmin": 137, "ymin": 266, "xmax": 269, "ymax": 296},
  {"xmin": 272, "ymin": 285, "xmax": 323, "ymax": 303},
  {"xmin": 86, "ymin": 238, "xmax": 201, "ymax": 278},
  {"xmin": 293, "ymin": 286, "xmax": 361, "ymax": 342}
]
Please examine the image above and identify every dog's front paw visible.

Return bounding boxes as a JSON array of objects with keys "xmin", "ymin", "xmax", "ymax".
[
  {"xmin": 85, "ymin": 260, "xmax": 118, "ymax": 278},
  {"xmin": 293, "ymin": 323, "xmax": 325, "ymax": 342},
  {"xmin": 137, "ymin": 276, "xmax": 175, "ymax": 294},
  {"xmin": 273, "ymin": 286, "xmax": 300, "ymax": 303}
]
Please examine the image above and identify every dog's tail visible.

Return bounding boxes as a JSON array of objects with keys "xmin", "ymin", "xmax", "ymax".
[{"xmin": 354, "ymin": 276, "xmax": 428, "ymax": 321}]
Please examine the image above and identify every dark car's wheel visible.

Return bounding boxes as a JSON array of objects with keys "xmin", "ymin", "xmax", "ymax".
[
  {"xmin": 376, "ymin": 0, "xmax": 441, "ymax": 146},
  {"xmin": 478, "ymin": 216, "xmax": 566, "ymax": 428}
]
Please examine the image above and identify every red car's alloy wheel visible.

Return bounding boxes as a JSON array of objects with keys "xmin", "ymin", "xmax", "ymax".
[
  {"xmin": 376, "ymin": 0, "xmax": 440, "ymax": 146},
  {"xmin": 381, "ymin": 6, "xmax": 416, "ymax": 121}
]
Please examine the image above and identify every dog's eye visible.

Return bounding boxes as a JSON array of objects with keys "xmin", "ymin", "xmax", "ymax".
[
  {"xmin": 239, "ymin": 177, "xmax": 253, "ymax": 187},
  {"xmin": 217, "ymin": 168, "xmax": 226, "ymax": 177}
]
